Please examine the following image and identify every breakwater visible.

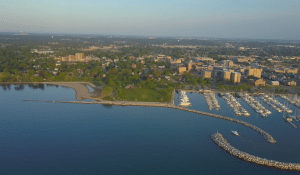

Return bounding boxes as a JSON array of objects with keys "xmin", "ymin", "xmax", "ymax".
[
  {"xmin": 211, "ymin": 133, "xmax": 300, "ymax": 171},
  {"xmin": 23, "ymin": 99, "xmax": 276, "ymax": 143}
]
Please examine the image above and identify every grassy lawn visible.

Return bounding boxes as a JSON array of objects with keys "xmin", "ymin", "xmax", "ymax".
[
  {"xmin": 101, "ymin": 86, "xmax": 114, "ymax": 97},
  {"xmin": 116, "ymin": 87, "xmax": 172, "ymax": 102},
  {"xmin": 103, "ymin": 95, "xmax": 115, "ymax": 101}
]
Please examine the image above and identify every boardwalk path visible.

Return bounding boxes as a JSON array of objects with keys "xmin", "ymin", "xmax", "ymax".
[{"xmin": 23, "ymin": 100, "xmax": 276, "ymax": 143}]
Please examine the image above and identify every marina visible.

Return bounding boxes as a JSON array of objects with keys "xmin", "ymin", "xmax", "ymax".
[
  {"xmin": 221, "ymin": 93, "xmax": 250, "ymax": 117},
  {"xmin": 260, "ymin": 95, "xmax": 292, "ymax": 113},
  {"xmin": 280, "ymin": 94, "xmax": 300, "ymax": 109},
  {"xmin": 239, "ymin": 93, "xmax": 271, "ymax": 117},
  {"xmin": 204, "ymin": 92, "xmax": 220, "ymax": 110},
  {"xmin": 177, "ymin": 90, "xmax": 191, "ymax": 106}
]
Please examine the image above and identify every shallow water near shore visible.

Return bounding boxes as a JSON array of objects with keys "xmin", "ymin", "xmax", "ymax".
[{"xmin": 1, "ymin": 85, "xmax": 300, "ymax": 174}]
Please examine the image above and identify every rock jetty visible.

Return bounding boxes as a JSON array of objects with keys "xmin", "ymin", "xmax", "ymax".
[
  {"xmin": 211, "ymin": 133, "xmax": 300, "ymax": 171},
  {"xmin": 23, "ymin": 99, "xmax": 276, "ymax": 143}
]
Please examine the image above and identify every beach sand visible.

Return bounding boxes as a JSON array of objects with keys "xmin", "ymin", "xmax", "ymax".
[{"xmin": 46, "ymin": 82, "xmax": 94, "ymax": 100}]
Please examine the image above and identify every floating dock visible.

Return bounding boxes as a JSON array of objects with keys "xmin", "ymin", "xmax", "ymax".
[
  {"xmin": 239, "ymin": 93, "xmax": 271, "ymax": 117},
  {"xmin": 204, "ymin": 92, "xmax": 220, "ymax": 110},
  {"xmin": 221, "ymin": 93, "xmax": 250, "ymax": 116},
  {"xmin": 260, "ymin": 95, "xmax": 292, "ymax": 113}
]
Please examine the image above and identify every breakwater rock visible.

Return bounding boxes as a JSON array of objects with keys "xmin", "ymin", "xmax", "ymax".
[
  {"xmin": 211, "ymin": 133, "xmax": 300, "ymax": 171},
  {"xmin": 23, "ymin": 100, "xmax": 276, "ymax": 143}
]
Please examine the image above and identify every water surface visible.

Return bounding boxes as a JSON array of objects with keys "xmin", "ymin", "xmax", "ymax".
[{"xmin": 0, "ymin": 85, "xmax": 299, "ymax": 174}]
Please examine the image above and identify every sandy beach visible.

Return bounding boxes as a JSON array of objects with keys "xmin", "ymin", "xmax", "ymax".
[{"xmin": 46, "ymin": 82, "xmax": 95, "ymax": 100}]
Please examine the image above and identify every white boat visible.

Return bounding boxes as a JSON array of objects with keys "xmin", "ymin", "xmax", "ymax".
[
  {"xmin": 178, "ymin": 90, "xmax": 191, "ymax": 106},
  {"xmin": 231, "ymin": 131, "xmax": 239, "ymax": 136}
]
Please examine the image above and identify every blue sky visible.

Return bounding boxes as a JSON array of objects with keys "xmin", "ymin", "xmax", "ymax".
[{"xmin": 1, "ymin": 0, "xmax": 300, "ymax": 39}]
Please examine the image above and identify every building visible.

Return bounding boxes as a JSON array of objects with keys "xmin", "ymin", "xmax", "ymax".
[
  {"xmin": 230, "ymin": 72, "xmax": 241, "ymax": 83},
  {"xmin": 54, "ymin": 56, "xmax": 62, "ymax": 61},
  {"xmin": 244, "ymin": 68, "xmax": 262, "ymax": 78},
  {"xmin": 132, "ymin": 64, "xmax": 137, "ymax": 69},
  {"xmin": 286, "ymin": 68, "xmax": 298, "ymax": 74},
  {"xmin": 69, "ymin": 55, "xmax": 76, "ymax": 61},
  {"xmin": 271, "ymin": 81, "xmax": 279, "ymax": 86},
  {"xmin": 178, "ymin": 67, "xmax": 187, "ymax": 74},
  {"xmin": 250, "ymin": 78, "xmax": 266, "ymax": 86},
  {"xmin": 287, "ymin": 80, "xmax": 297, "ymax": 86},
  {"xmin": 187, "ymin": 63, "xmax": 193, "ymax": 71},
  {"xmin": 223, "ymin": 71, "xmax": 231, "ymax": 81},
  {"xmin": 201, "ymin": 70, "xmax": 212, "ymax": 79},
  {"xmin": 220, "ymin": 60, "xmax": 233, "ymax": 67},
  {"xmin": 62, "ymin": 57, "xmax": 69, "ymax": 61},
  {"xmin": 75, "ymin": 53, "xmax": 85, "ymax": 61}
]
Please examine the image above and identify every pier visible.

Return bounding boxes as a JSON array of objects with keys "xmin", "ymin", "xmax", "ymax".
[
  {"xmin": 287, "ymin": 120, "xmax": 297, "ymax": 128},
  {"xmin": 23, "ymin": 99, "xmax": 276, "ymax": 143},
  {"xmin": 239, "ymin": 93, "xmax": 271, "ymax": 117},
  {"xmin": 260, "ymin": 95, "xmax": 292, "ymax": 113},
  {"xmin": 221, "ymin": 93, "xmax": 250, "ymax": 116},
  {"xmin": 204, "ymin": 92, "xmax": 220, "ymax": 110},
  {"xmin": 211, "ymin": 133, "xmax": 300, "ymax": 171}
]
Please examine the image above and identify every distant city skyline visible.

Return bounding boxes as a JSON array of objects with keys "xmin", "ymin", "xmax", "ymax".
[{"xmin": 1, "ymin": 0, "xmax": 300, "ymax": 40}]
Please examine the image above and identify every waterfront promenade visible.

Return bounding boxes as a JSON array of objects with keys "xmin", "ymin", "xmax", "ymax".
[
  {"xmin": 23, "ymin": 99, "xmax": 276, "ymax": 143},
  {"xmin": 211, "ymin": 133, "xmax": 300, "ymax": 171}
]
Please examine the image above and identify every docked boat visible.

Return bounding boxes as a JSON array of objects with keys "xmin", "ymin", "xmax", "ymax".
[{"xmin": 178, "ymin": 90, "xmax": 191, "ymax": 106}]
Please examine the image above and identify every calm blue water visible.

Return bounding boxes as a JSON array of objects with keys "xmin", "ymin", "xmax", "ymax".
[{"xmin": 1, "ymin": 85, "xmax": 299, "ymax": 175}]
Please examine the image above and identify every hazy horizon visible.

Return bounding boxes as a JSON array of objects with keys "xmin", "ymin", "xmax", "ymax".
[{"xmin": 1, "ymin": 0, "xmax": 300, "ymax": 40}]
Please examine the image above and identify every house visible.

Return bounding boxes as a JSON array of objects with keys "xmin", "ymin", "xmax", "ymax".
[
  {"xmin": 249, "ymin": 78, "xmax": 266, "ymax": 86},
  {"xmin": 125, "ymin": 84, "xmax": 136, "ymax": 89},
  {"xmin": 165, "ymin": 76, "xmax": 171, "ymax": 81},
  {"xmin": 287, "ymin": 80, "xmax": 297, "ymax": 86},
  {"xmin": 178, "ymin": 67, "xmax": 187, "ymax": 74},
  {"xmin": 271, "ymin": 81, "xmax": 279, "ymax": 86}
]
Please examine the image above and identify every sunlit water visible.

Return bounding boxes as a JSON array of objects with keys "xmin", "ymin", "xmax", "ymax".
[{"xmin": 0, "ymin": 85, "xmax": 299, "ymax": 174}]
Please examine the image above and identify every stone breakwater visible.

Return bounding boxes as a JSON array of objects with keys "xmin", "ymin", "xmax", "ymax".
[
  {"xmin": 211, "ymin": 133, "xmax": 300, "ymax": 171},
  {"xmin": 23, "ymin": 99, "xmax": 276, "ymax": 143}
]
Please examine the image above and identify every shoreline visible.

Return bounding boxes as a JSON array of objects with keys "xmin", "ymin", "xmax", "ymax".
[
  {"xmin": 0, "ymin": 82, "xmax": 95, "ymax": 101},
  {"xmin": 0, "ymin": 82, "xmax": 294, "ymax": 96}
]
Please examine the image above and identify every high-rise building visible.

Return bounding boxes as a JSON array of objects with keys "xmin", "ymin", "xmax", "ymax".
[
  {"xmin": 201, "ymin": 70, "xmax": 212, "ymax": 79},
  {"xmin": 220, "ymin": 60, "xmax": 233, "ymax": 67},
  {"xmin": 75, "ymin": 53, "xmax": 85, "ymax": 61},
  {"xmin": 244, "ymin": 68, "xmax": 262, "ymax": 78},
  {"xmin": 69, "ymin": 55, "xmax": 76, "ymax": 61},
  {"xmin": 223, "ymin": 71, "xmax": 231, "ymax": 81},
  {"xmin": 187, "ymin": 63, "xmax": 193, "ymax": 71},
  {"xmin": 230, "ymin": 72, "xmax": 241, "ymax": 83}
]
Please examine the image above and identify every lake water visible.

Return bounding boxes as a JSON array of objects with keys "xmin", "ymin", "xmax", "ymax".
[{"xmin": 1, "ymin": 84, "xmax": 299, "ymax": 175}]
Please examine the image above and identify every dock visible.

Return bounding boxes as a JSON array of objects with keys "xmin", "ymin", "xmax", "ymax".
[
  {"xmin": 204, "ymin": 92, "xmax": 220, "ymax": 110},
  {"xmin": 260, "ymin": 95, "xmax": 292, "ymax": 113},
  {"xmin": 211, "ymin": 132, "xmax": 300, "ymax": 171},
  {"xmin": 221, "ymin": 93, "xmax": 250, "ymax": 117},
  {"xmin": 239, "ymin": 93, "xmax": 271, "ymax": 117},
  {"xmin": 287, "ymin": 120, "xmax": 297, "ymax": 128}
]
